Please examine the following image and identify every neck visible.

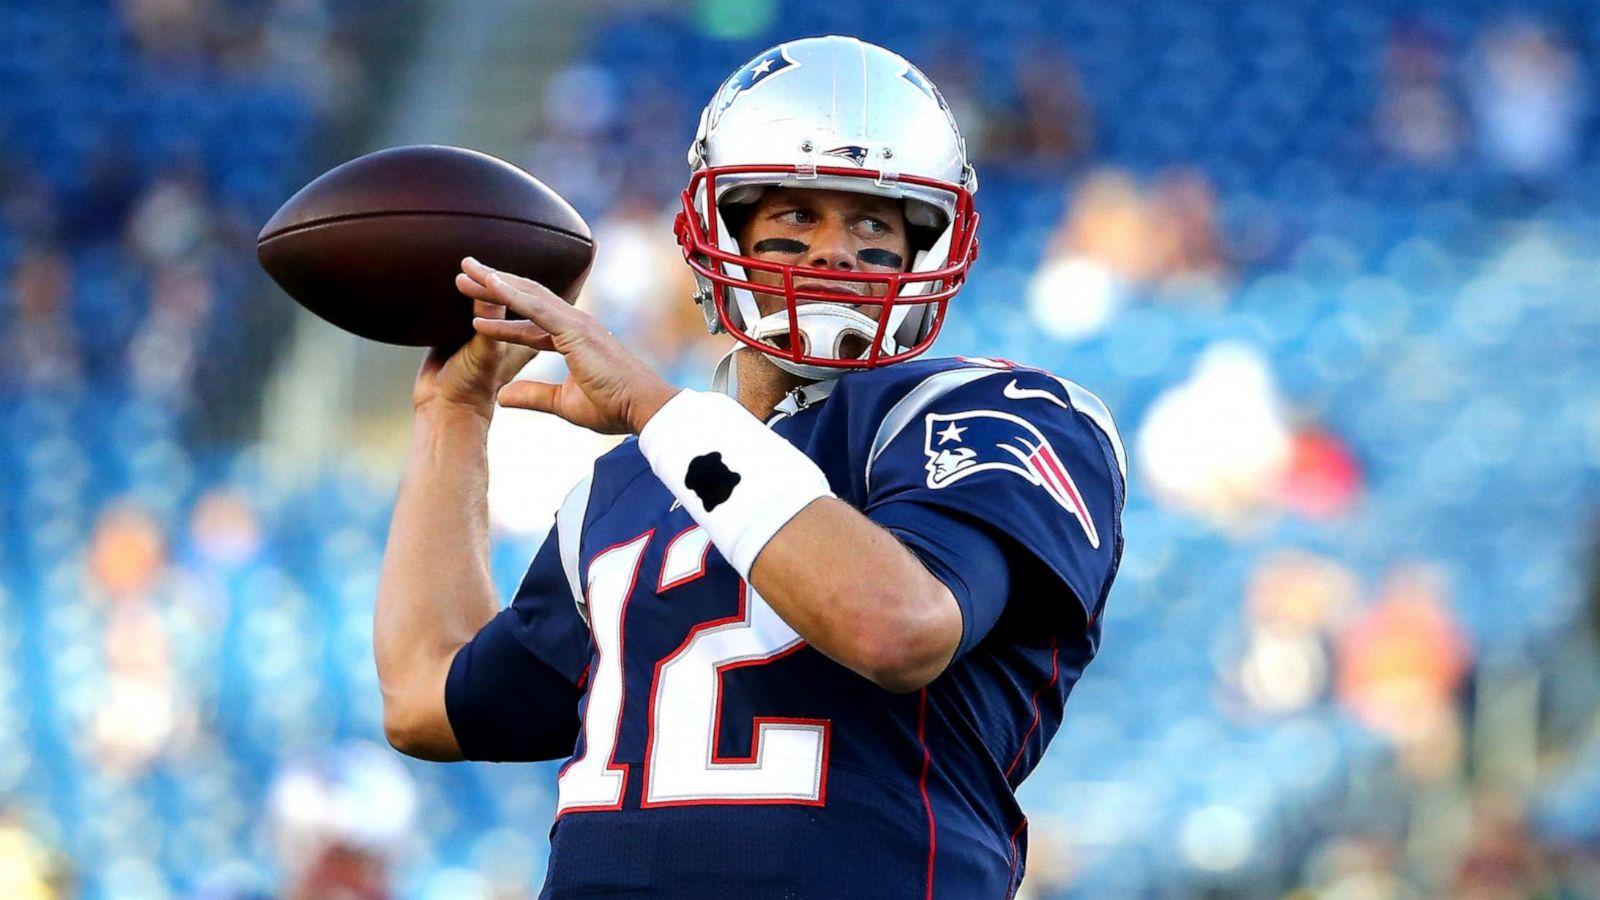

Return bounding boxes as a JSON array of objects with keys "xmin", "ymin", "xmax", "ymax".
[{"xmin": 735, "ymin": 351, "xmax": 811, "ymax": 418}]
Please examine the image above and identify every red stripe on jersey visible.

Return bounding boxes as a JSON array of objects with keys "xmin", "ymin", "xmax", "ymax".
[
  {"xmin": 1031, "ymin": 448, "xmax": 1098, "ymax": 547},
  {"xmin": 1007, "ymin": 815, "xmax": 1029, "ymax": 897},
  {"xmin": 1005, "ymin": 638, "xmax": 1061, "ymax": 783},
  {"xmin": 918, "ymin": 688, "xmax": 937, "ymax": 900}
]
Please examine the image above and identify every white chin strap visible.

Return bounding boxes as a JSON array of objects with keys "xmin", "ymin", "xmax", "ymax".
[{"xmin": 750, "ymin": 304, "xmax": 880, "ymax": 379}]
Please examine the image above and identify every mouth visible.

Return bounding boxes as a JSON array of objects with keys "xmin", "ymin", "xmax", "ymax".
[{"xmin": 793, "ymin": 281, "xmax": 870, "ymax": 300}]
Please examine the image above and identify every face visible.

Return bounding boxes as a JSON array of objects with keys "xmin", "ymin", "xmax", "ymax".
[{"xmin": 735, "ymin": 187, "xmax": 911, "ymax": 319}]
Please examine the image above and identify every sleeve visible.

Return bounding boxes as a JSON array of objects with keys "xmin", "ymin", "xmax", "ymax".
[
  {"xmin": 862, "ymin": 369, "xmax": 1126, "ymax": 655},
  {"xmin": 445, "ymin": 488, "xmax": 594, "ymax": 762}
]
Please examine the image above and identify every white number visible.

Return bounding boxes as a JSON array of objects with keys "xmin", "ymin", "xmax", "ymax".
[
  {"xmin": 557, "ymin": 527, "xmax": 829, "ymax": 814},
  {"xmin": 556, "ymin": 532, "xmax": 649, "ymax": 814},
  {"xmin": 645, "ymin": 578, "xmax": 826, "ymax": 805}
]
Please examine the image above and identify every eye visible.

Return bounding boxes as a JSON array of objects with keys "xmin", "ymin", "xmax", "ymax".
[
  {"xmin": 778, "ymin": 208, "xmax": 816, "ymax": 225},
  {"xmin": 856, "ymin": 216, "xmax": 892, "ymax": 237}
]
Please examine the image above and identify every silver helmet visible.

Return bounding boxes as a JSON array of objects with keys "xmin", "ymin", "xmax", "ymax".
[{"xmin": 673, "ymin": 35, "xmax": 980, "ymax": 379}]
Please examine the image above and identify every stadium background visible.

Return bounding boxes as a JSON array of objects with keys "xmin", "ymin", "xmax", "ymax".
[{"xmin": 2, "ymin": 0, "xmax": 1599, "ymax": 896}]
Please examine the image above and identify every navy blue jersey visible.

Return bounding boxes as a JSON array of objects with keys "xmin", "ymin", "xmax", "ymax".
[{"xmin": 446, "ymin": 356, "xmax": 1126, "ymax": 899}]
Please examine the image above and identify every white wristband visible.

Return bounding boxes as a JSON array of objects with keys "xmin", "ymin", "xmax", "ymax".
[{"xmin": 638, "ymin": 390, "xmax": 834, "ymax": 578}]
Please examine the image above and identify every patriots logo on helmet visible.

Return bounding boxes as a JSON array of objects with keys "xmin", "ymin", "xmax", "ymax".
[
  {"xmin": 709, "ymin": 47, "xmax": 799, "ymax": 130},
  {"xmin": 923, "ymin": 410, "xmax": 1100, "ymax": 548},
  {"xmin": 822, "ymin": 145, "xmax": 870, "ymax": 166}
]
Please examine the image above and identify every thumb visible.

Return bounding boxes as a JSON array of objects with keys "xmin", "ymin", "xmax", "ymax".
[{"xmin": 497, "ymin": 379, "xmax": 561, "ymax": 413}]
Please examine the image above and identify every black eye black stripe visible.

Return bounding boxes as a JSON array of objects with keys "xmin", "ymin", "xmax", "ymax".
[
  {"xmin": 751, "ymin": 239, "xmax": 905, "ymax": 271},
  {"xmin": 753, "ymin": 238, "xmax": 808, "ymax": 253}
]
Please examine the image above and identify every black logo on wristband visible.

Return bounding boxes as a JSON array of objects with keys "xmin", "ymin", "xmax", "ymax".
[{"xmin": 685, "ymin": 452, "xmax": 741, "ymax": 511}]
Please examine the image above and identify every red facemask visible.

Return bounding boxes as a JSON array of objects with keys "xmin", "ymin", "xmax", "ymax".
[{"xmin": 675, "ymin": 164, "xmax": 979, "ymax": 371}]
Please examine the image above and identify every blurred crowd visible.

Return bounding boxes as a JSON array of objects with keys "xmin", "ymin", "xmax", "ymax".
[{"xmin": 2, "ymin": 1, "xmax": 1600, "ymax": 898}]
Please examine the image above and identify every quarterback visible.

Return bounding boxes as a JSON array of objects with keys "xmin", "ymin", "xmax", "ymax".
[{"xmin": 375, "ymin": 36, "xmax": 1126, "ymax": 898}]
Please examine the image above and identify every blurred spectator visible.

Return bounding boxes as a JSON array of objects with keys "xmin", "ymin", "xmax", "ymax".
[
  {"xmin": 986, "ymin": 49, "xmax": 1094, "ymax": 169},
  {"xmin": 1336, "ymin": 564, "xmax": 1470, "ymax": 782},
  {"xmin": 129, "ymin": 261, "xmax": 215, "ymax": 401},
  {"xmin": 1375, "ymin": 22, "xmax": 1463, "ymax": 166},
  {"xmin": 119, "ymin": 0, "xmax": 209, "ymax": 65},
  {"xmin": 1143, "ymin": 167, "xmax": 1228, "ymax": 296},
  {"xmin": 1296, "ymin": 833, "xmax": 1422, "ymax": 899},
  {"xmin": 582, "ymin": 195, "xmax": 724, "ymax": 375},
  {"xmin": 85, "ymin": 503, "xmax": 199, "ymax": 776},
  {"xmin": 1228, "ymin": 550, "xmax": 1359, "ymax": 717},
  {"xmin": 1026, "ymin": 169, "xmax": 1142, "ymax": 340},
  {"xmin": 125, "ymin": 166, "xmax": 214, "ymax": 266},
  {"xmin": 267, "ymin": 742, "xmax": 417, "ymax": 900},
  {"xmin": 1466, "ymin": 20, "xmax": 1585, "ymax": 186},
  {"xmin": 1276, "ymin": 425, "xmax": 1364, "ymax": 521},
  {"xmin": 0, "ymin": 248, "xmax": 84, "ymax": 394},
  {"xmin": 1136, "ymin": 342, "xmax": 1292, "ymax": 531},
  {"xmin": 1451, "ymin": 792, "xmax": 1556, "ymax": 900},
  {"xmin": 1028, "ymin": 166, "xmax": 1230, "ymax": 340},
  {"xmin": 0, "ymin": 811, "xmax": 67, "ymax": 900},
  {"xmin": 185, "ymin": 488, "xmax": 266, "ymax": 579}
]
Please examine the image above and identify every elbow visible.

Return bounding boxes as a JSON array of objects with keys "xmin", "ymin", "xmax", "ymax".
[
  {"xmin": 382, "ymin": 701, "xmax": 431, "ymax": 759},
  {"xmin": 381, "ymin": 689, "xmax": 462, "ymax": 762},
  {"xmin": 848, "ymin": 590, "xmax": 961, "ymax": 694}
]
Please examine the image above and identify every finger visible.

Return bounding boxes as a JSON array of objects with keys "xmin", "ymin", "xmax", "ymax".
[
  {"xmin": 462, "ymin": 260, "xmax": 576, "ymax": 330},
  {"xmin": 462, "ymin": 257, "xmax": 560, "ymax": 298},
  {"xmin": 456, "ymin": 272, "xmax": 509, "ymax": 306},
  {"xmin": 473, "ymin": 298, "xmax": 506, "ymax": 320},
  {"xmin": 497, "ymin": 379, "xmax": 560, "ymax": 413},
  {"xmin": 481, "ymin": 272, "xmax": 570, "ymax": 331},
  {"xmin": 473, "ymin": 317, "xmax": 557, "ymax": 351}
]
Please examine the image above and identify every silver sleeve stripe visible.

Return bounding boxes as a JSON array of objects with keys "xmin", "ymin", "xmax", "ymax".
[
  {"xmin": 1054, "ymin": 377, "xmax": 1128, "ymax": 482},
  {"xmin": 555, "ymin": 473, "xmax": 594, "ymax": 628},
  {"xmin": 865, "ymin": 367, "xmax": 1007, "ymax": 489}
]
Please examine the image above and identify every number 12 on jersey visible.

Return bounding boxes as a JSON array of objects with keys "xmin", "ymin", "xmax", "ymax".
[{"xmin": 557, "ymin": 527, "xmax": 830, "ymax": 813}]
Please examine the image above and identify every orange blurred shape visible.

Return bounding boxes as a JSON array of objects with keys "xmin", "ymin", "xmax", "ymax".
[
  {"xmin": 88, "ymin": 504, "xmax": 166, "ymax": 601},
  {"xmin": 1335, "ymin": 565, "xmax": 1470, "ymax": 738}
]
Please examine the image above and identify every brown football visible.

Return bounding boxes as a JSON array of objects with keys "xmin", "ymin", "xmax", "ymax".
[{"xmin": 257, "ymin": 145, "xmax": 593, "ymax": 347}]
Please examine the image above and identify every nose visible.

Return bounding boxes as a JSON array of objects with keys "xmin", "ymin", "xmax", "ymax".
[{"xmin": 807, "ymin": 218, "xmax": 855, "ymax": 271}]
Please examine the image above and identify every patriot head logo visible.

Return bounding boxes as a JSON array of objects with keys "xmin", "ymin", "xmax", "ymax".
[
  {"xmin": 923, "ymin": 410, "xmax": 1100, "ymax": 548},
  {"xmin": 822, "ymin": 145, "xmax": 870, "ymax": 166}
]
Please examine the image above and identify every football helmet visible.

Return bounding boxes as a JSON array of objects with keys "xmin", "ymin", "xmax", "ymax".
[{"xmin": 674, "ymin": 35, "xmax": 980, "ymax": 378}]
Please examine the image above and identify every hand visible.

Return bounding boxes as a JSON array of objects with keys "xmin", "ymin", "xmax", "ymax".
[
  {"xmin": 412, "ymin": 289, "xmax": 537, "ymax": 421},
  {"xmin": 455, "ymin": 258, "xmax": 680, "ymax": 435}
]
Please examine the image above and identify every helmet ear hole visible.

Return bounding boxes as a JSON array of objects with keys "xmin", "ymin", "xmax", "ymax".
[{"xmin": 718, "ymin": 201, "xmax": 758, "ymax": 251}]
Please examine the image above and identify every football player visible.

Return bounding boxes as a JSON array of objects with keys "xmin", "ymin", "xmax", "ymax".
[{"xmin": 376, "ymin": 35, "xmax": 1126, "ymax": 897}]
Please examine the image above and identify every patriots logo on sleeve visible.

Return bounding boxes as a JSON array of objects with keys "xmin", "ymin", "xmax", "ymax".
[{"xmin": 922, "ymin": 410, "xmax": 1101, "ymax": 548}]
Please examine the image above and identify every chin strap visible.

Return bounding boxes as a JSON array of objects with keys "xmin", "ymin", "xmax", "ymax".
[
  {"xmin": 749, "ymin": 304, "xmax": 880, "ymax": 379},
  {"xmin": 710, "ymin": 347, "xmax": 741, "ymax": 397}
]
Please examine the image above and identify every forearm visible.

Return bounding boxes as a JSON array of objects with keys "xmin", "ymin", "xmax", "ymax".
[
  {"xmin": 749, "ymin": 498, "xmax": 961, "ymax": 692},
  {"xmin": 374, "ymin": 403, "xmax": 500, "ymax": 753}
]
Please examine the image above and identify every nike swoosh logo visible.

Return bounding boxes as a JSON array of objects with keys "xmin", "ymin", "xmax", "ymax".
[
  {"xmin": 1002, "ymin": 379, "xmax": 1068, "ymax": 408},
  {"xmin": 669, "ymin": 498, "xmax": 683, "ymax": 512}
]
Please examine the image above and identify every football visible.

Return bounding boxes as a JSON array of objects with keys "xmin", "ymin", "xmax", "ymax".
[{"xmin": 257, "ymin": 144, "xmax": 594, "ymax": 347}]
